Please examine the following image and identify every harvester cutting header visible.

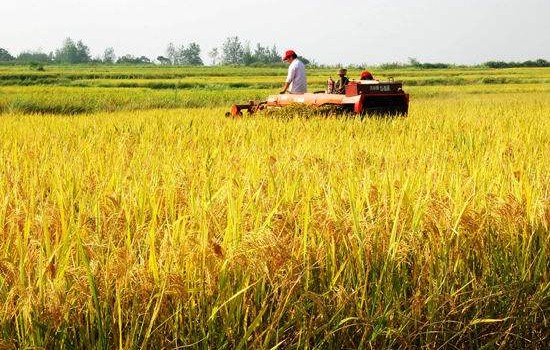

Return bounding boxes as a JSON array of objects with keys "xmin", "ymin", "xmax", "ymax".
[{"xmin": 227, "ymin": 56, "xmax": 409, "ymax": 118}]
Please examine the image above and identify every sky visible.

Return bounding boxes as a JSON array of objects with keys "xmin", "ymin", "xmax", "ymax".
[{"xmin": 2, "ymin": 0, "xmax": 549, "ymax": 66}]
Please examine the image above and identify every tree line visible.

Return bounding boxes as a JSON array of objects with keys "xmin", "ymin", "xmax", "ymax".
[
  {"xmin": 1, "ymin": 39, "xmax": 547, "ymax": 68},
  {"xmin": 483, "ymin": 59, "xmax": 550, "ymax": 68},
  {"xmin": 0, "ymin": 36, "xmax": 311, "ymax": 66},
  {"xmin": 370, "ymin": 57, "xmax": 550, "ymax": 69}
]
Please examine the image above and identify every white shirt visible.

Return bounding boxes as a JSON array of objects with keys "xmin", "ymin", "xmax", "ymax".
[{"xmin": 286, "ymin": 59, "xmax": 307, "ymax": 93}]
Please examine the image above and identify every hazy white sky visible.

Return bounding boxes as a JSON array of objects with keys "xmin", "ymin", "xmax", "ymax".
[{"xmin": 2, "ymin": 0, "xmax": 549, "ymax": 65}]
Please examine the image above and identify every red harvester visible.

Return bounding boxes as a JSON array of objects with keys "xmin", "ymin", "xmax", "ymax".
[{"xmin": 227, "ymin": 79, "xmax": 409, "ymax": 117}]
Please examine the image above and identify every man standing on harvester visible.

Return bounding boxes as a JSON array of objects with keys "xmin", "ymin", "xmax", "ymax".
[{"xmin": 280, "ymin": 49, "xmax": 307, "ymax": 94}]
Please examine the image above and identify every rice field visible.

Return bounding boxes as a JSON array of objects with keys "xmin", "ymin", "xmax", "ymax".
[{"xmin": 0, "ymin": 66, "xmax": 549, "ymax": 349}]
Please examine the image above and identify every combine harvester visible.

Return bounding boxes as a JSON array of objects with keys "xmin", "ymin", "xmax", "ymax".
[{"xmin": 227, "ymin": 78, "xmax": 409, "ymax": 117}]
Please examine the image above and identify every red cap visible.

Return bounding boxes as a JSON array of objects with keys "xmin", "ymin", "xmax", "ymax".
[
  {"xmin": 282, "ymin": 49, "xmax": 296, "ymax": 61},
  {"xmin": 360, "ymin": 71, "xmax": 374, "ymax": 80}
]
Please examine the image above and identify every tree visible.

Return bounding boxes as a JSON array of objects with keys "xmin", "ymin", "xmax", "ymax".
[
  {"xmin": 408, "ymin": 57, "xmax": 420, "ymax": 67},
  {"xmin": 16, "ymin": 51, "xmax": 51, "ymax": 63},
  {"xmin": 268, "ymin": 45, "xmax": 280, "ymax": 63},
  {"xmin": 251, "ymin": 43, "xmax": 280, "ymax": 64},
  {"xmin": 103, "ymin": 47, "xmax": 116, "ymax": 64},
  {"xmin": 221, "ymin": 36, "xmax": 244, "ymax": 65},
  {"xmin": 208, "ymin": 48, "xmax": 219, "ymax": 65},
  {"xmin": 242, "ymin": 42, "xmax": 254, "ymax": 65},
  {"xmin": 116, "ymin": 54, "xmax": 152, "ymax": 64},
  {"xmin": 55, "ymin": 38, "xmax": 91, "ymax": 63},
  {"xmin": 0, "ymin": 48, "xmax": 14, "ymax": 61},
  {"xmin": 535, "ymin": 58, "xmax": 550, "ymax": 67},
  {"xmin": 252, "ymin": 43, "xmax": 270, "ymax": 64},
  {"xmin": 180, "ymin": 42, "xmax": 203, "ymax": 65},
  {"xmin": 166, "ymin": 43, "xmax": 177, "ymax": 65},
  {"xmin": 157, "ymin": 56, "xmax": 171, "ymax": 65},
  {"xmin": 137, "ymin": 56, "xmax": 151, "ymax": 64},
  {"xmin": 167, "ymin": 43, "xmax": 204, "ymax": 65},
  {"xmin": 219, "ymin": 39, "xmax": 282, "ymax": 66},
  {"xmin": 55, "ymin": 38, "xmax": 77, "ymax": 63},
  {"xmin": 76, "ymin": 40, "xmax": 91, "ymax": 63}
]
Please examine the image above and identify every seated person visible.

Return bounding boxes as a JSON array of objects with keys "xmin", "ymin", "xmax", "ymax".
[
  {"xmin": 333, "ymin": 68, "xmax": 349, "ymax": 94},
  {"xmin": 360, "ymin": 70, "xmax": 374, "ymax": 80}
]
